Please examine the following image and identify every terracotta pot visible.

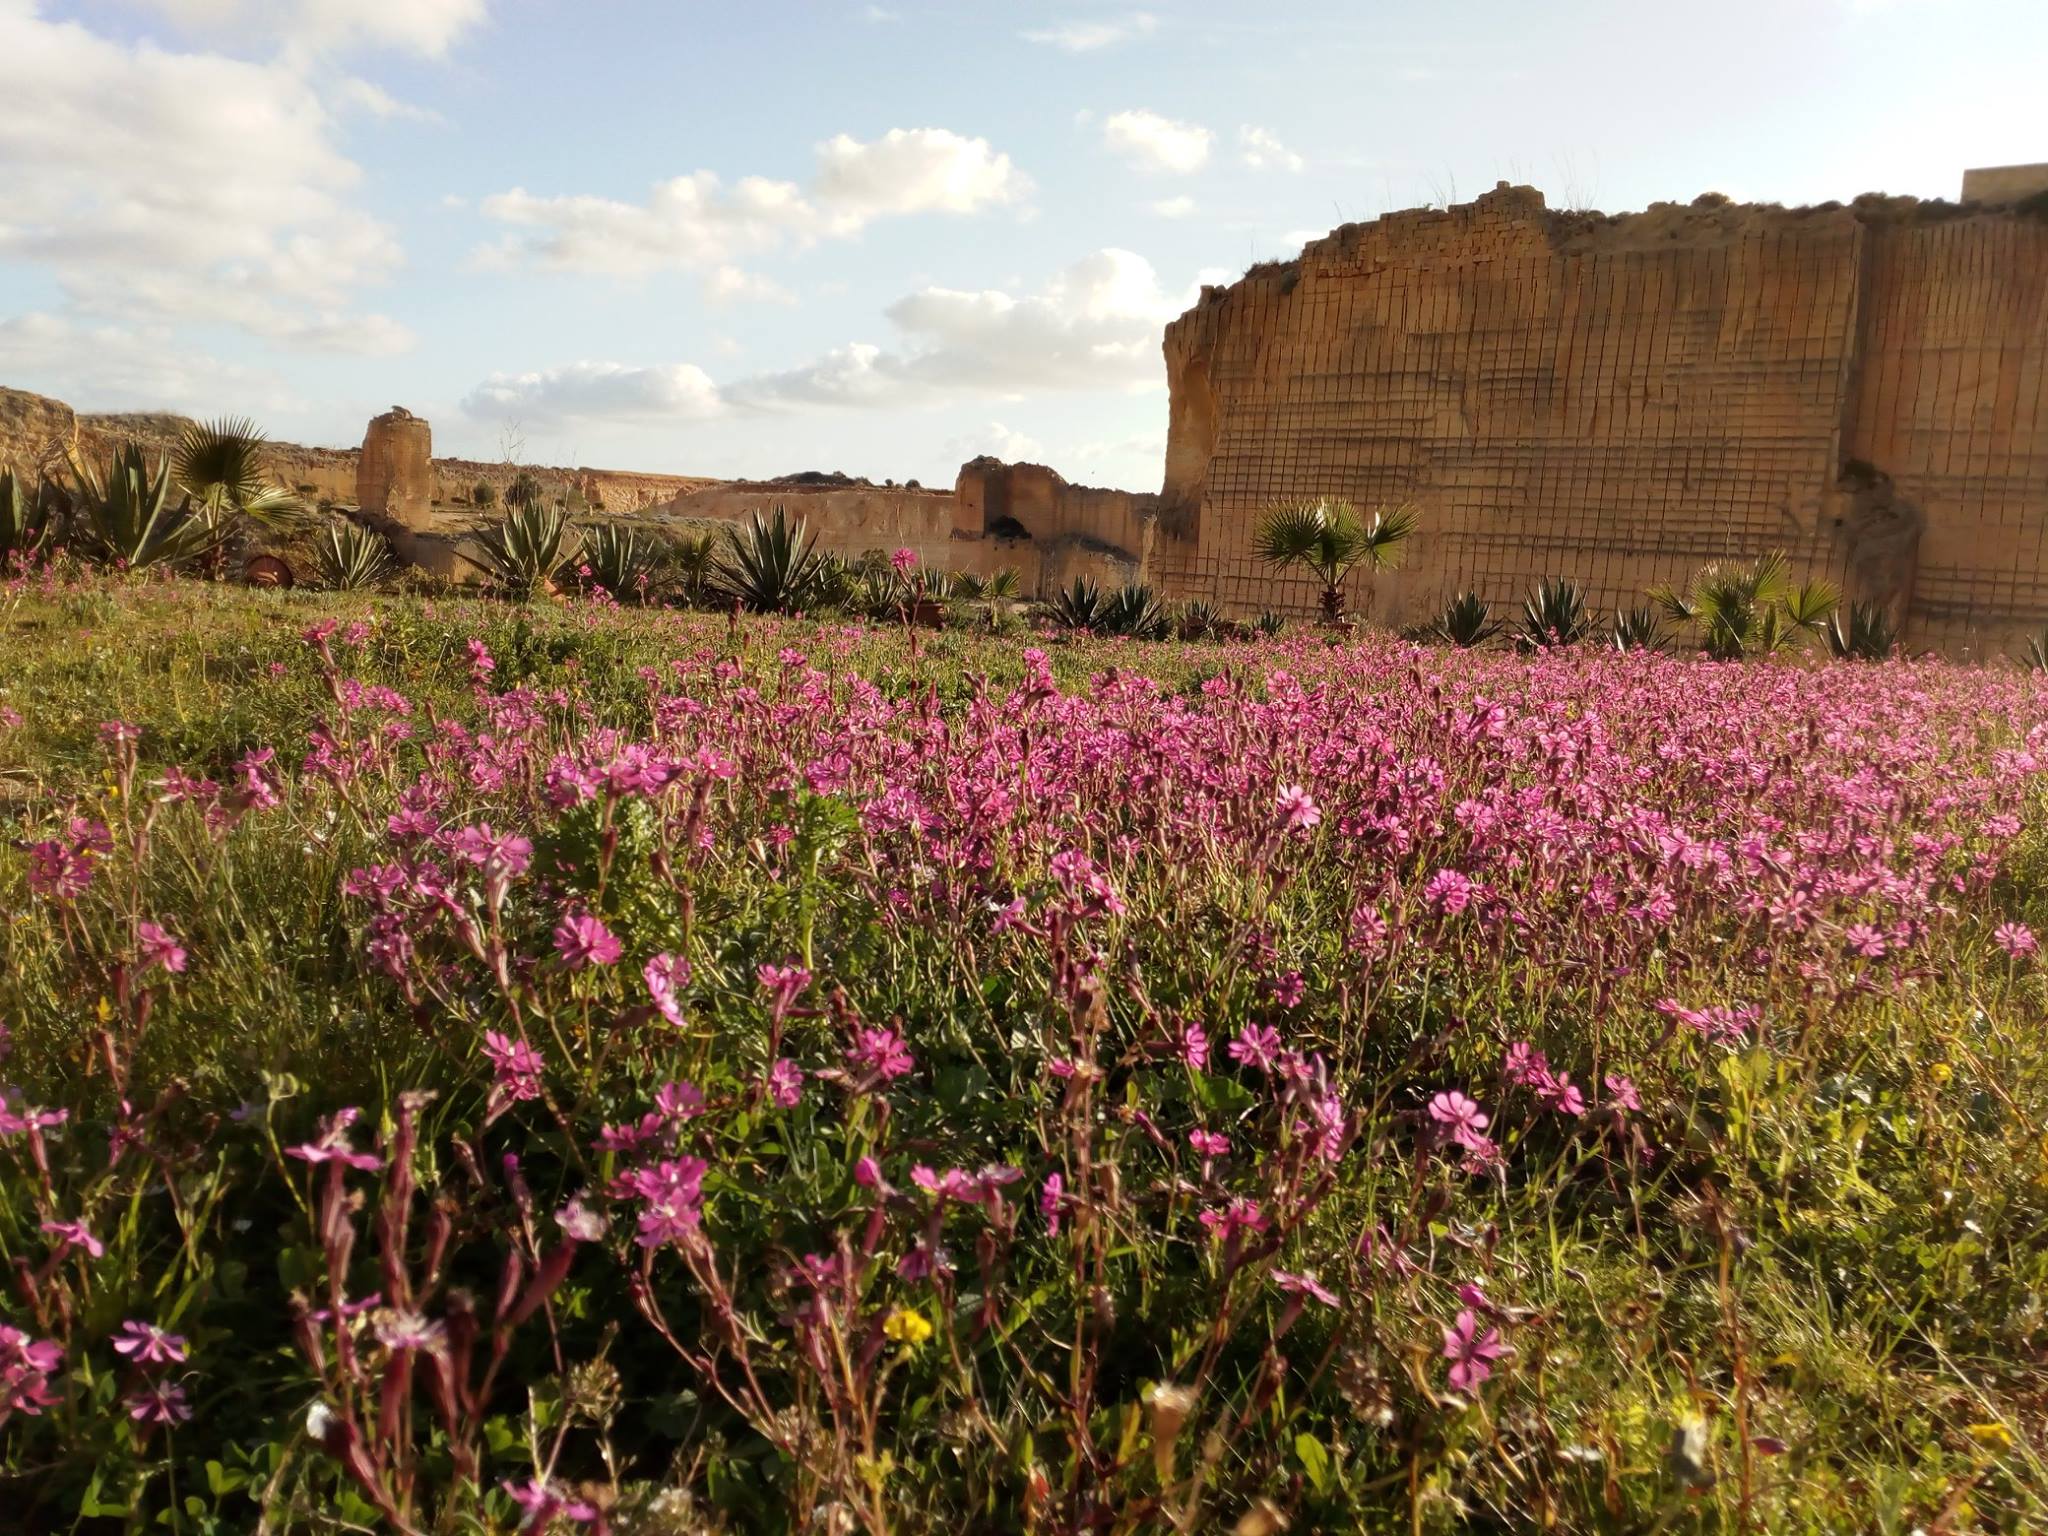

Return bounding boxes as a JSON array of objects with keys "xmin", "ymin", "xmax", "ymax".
[
  {"xmin": 911, "ymin": 598, "xmax": 947, "ymax": 629},
  {"xmin": 244, "ymin": 554, "xmax": 295, "ymax": 589}
]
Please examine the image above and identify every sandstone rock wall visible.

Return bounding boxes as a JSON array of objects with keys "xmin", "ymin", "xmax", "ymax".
[{"xmin": 1155, "ymin": 184, "xmax": 2048, "ymax": 654}]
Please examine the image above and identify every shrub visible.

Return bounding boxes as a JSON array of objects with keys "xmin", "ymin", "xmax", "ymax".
[
  {"xmin": 575, "ymin": 523, "xmax": 661, "ymax": 603},
  {"xmin": 473, "ymin": 479, "xmax": 497, "ymax": 510},
  {"xmin": 63, "ymin": 442, "xmax": 223, "ymax": 571},
  {"xmin": 1651, "ymin": 551, "xmax": 1838, "ymax": 660},
  {"xmin": 504, "ymin": 471, "xmax": 543, "ymax": 511}
]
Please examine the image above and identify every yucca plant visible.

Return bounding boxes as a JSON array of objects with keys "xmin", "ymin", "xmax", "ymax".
[
  {"xmin": 1517, "ymin": 576, "xmax": 1595, "ymax": 649},
  {"xmin": 473, "ymin": 501, "xmax": 575, "ymax": 599},
  {"xmin": 65, "ymin": 442, "xmax": 223, "ymax": 571},
  {"xmin": 1427, "ymin": 590, "xmax": 1501, "ymax": 648},
  {"xmin": 578, "ymin": 524, "xmax": 662, "ymax": 602},
  {"xmin": 1101, "ymin": 582, "xmax": 1170, "ymax": 640},
  {"xmin": 714, "ymin": 506, "xmax": 826, "ymax": 614},
  {"xmin": 314, "ymin": 519, "xmax": 398, "ymax": 592},
  {"xmin": 0, "ymin": 464, "xmax": 54, "ymax": 570},
  {"xmin": 1608, "ymin": 604, "xmax": 1665, "ymax": 653},
  {"xmin": 1254, "ymin": 498, "xmax": 1417, "ymax": 622},
  {"xmin": 1651, "ymin": 551, "xmax": 1838, "ymax": 660},
  {"xmin": 1050, "ymin": 576, "xmax": 1106, "ymax": 630},
  {"xmin": 1825, "ymin": 600, "xmax": 1899, "ymax": 661}
]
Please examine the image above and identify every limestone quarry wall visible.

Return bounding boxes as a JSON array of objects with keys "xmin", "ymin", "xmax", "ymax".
[{"xmin": 1154, "ymin": 184, "xmax": 2048, "ymax": 654}]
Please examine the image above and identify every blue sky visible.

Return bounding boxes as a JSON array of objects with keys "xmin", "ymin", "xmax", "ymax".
[{"xmin": 2, "ymin": 0, "xmax": 2043, "ymax": 490}]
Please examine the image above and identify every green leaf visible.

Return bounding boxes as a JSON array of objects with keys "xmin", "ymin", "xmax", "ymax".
[{"xmin": 1296, "ymin": 1432, "xmax": 1332, "ymax": 1493}]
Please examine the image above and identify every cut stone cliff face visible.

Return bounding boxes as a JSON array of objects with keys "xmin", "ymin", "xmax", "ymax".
[{"xmin": 1157, "ymin": 183, "xmax": 2048, "ymax": 652}]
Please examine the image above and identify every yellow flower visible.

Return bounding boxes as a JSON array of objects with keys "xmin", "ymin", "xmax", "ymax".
[
  {"xmin": 96, "ymin": 996, "xmax": 115, "ymax": 1024},
  {"xmin": 1928, "ymin": 1062, "xmax": 1952, "ymax": 1086},
  {"xmin": 1967, "ymin": 1422, "xmax": 2014, "ymax": 1450},
  {"xmin": 884, "ymin": 1307, "xmax": 932, "ymax": 1347}
]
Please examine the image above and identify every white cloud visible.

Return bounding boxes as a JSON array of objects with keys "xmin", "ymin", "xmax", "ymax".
[
  {"xmin": 479, "ymin": 127, "xmax": 1030, "ymax": 277},
  {"xmin": 0, "ymin": 309, "xmax": 295, "ymax": 415},
  {"xmin": 1022, "ymin": 12, "xmax": 1158, "ymax": 51},
  {"xmin": 705, "ymin": 266, "xmax": 798, "ymax": 307},
  {"xmin": 332, "ymin": 77, "xmax": 442, "ymax": 123},
  {"xmin": 1150, "ymin": 195, "xmax": 1197, "ymax": 218},
  {"xmin": 1238, "ymin": 125, "xmax": 1305, "ymax": 174},
  {"xmin": 948, "ymin": 421, "xmax": 1046, "ymax": 463},
  {"xmin": 122, "ymin": 0, "xmax": 489, "ymax": 58},
  {"xmin": 461, "ymin": 362, "xmax": 726, "ymax": 429},
  {"xmin": 862, "ymin": 4, "xmax": 900, "ymax": 19},
  {"xmin": 1102, "ymin": 109, "xmax": 1212, "ymax": 174},
  {"xmin": 731, "ymin": 248, "xmax": 1180, "ymax": 408},
  {"xmin": 812, "ymin": 128, "xmax": 1029, "ymax": 225},
  {"xmin": 0, "ymin": 5, "xmax": 410, "ymax": 352}
]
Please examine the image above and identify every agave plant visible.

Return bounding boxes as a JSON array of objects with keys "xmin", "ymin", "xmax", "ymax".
[
  {"xmin": 65, "ymin": 442, "xmax": 224, "ymax": 571},
  {"xmin": 1516, "ymin": 577, "xmax": 1595, "ymax": 650},
  {"xmin": 1825, "ymin": 600, "xmax": 1899, "ymax": 661},
  {"xmin": 1609, "ymin": 604, "xmax": 1665, "ymax": 653},
  {"xmin": 314, "ymin": 518, "xmax": 398, "ymax": 592},
  {"xmin": 578, "ymin": 523, "xmax": 662, "ymax": 602},
  {"xmin": 1101, "ymin": 582, "xmax": 1170, "ymax": 640},
  {"xmin": 1254, "ymin": 498, "xmax": 1416, "ymax": 623},
  {"xmin": 474, "ymin": 501, "xmax": 575, "ymax": 599},
  {"xmin": 1255, "ymin": 610, "xmax": 1285, "ymax": 638},
  {"xmin": 0, "ymin": 464, "xmax": 54, "ymax": 570},
  {"xmin": 1651, "ymin": 552, "xmax": 1838, "ymax": 660},
  {"xmin": 715, "ymin": 506, "xmax": 826, "ymax": 614},
  {"xmin": 2026, "ymin": 631, "xmax": 2048, "ymax": 671},
  {"xmin": 1175, "ymin": 598, "xmax": 1225, "ymax": 641},
  {"xmin": 1427, "ymin": 591, "xmax": 1501, "ymax": 648},
  {"xmin": 1049, "ymin": 576, "xmax": 1106, "ymax": 630}
]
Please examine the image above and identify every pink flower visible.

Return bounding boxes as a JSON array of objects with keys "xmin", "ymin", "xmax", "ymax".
[
  {"xmin": 1994, "ymin": 922, "xmax": 2038, "ymax": 958},
  {"xmin": 481, "ymin": 1030, "xmax": 545, "ymax": 1102},
  {"xmin": 0, "ymin": 1325, "xmax": 63, "ymax": 1419},
  {"xmin": 1179, "ymin": 1021, "xmax": 1210, "ymax": 1072},
  {"xmin": 1428, "ymin": 1091, "xmax": 1491, "ymax": 1151},
  {"xmin": 1275, "ymin": 784, "xmax": 1322, "ymax": 831},
  {"xmin": 644, "ymin": 952, "xmax": 691, "ymax": 1024},
  {"xmin": 113, "ymin": 1321, "xmax": 188, "ymax": 1366},
  {"xmin": 136, "ymin": 921, "xmax": 187, "ymax": 975},
  {"xmin": 41, "ymin": 1220, "xmax": 105, "ymax": 1259},
  {"xmin": 1188, "ymin": 1129, "xmax": 1229, "ymax": 1158},
  {"xmin": 1538, "ymin": 1077, "xmax": 1586, "ymax": 1117},
  {"xmin": 1040, "ymin": 1171, "xmax": 1064, "ymax": 1235},
  {"xmin": 1227, "ymin": 1024, "xmax": 1283, "ymax": 1073},
  {"xmin": 1603, "ymin": 1074, "xmax": 1642, "ymax": 1113},
  {"xmin": 848, "ymin": 1025, "xmax": 916, "ymax": 1082},
  {"xmin": 854, "ymin": 1155, "xmax": 893, "ymax": 1194},
  {"xmin": 766, "ymin": 1058, "xmax": 805, "ymax": 1108},
  {"xmin": 1843, "ymin": 923, "xmax": 1888, "ymax": 959},
  {"xmin": 1424, "ymin": 867, "xmax": 1474, "ymax": 915},
  {"xmin": 285, "ymin": 1107, "xmax": 383, "ymax": 1172},
  {"xmin": 126, "ymin": 1380, "xmax": 191, "ymax": 1425},
  {"xmin": 1442, "ymin": 1308, "xmax": 1506, "ymax": 1393},
  {"xmin": 467, "ymin": 638, "xmax": 495, "ymax": 680},
  {"xmin": 654, "ymin": 1080, "xmax": 704, "ymax": 1120},
  {"xmin": 889, "ymin": 547, "xmax": 919, "ymax": 576},
  {"xmin": 625, "ymin": 1158, "xmax": 707, "ymax": 1247},
  {"xmin": 1198, "ymin": 1198, "xmax": 1267, "ymax": 1244},
  {"xmin": 756, "ymin": 961, "xmax": 812, "ymax": 1005},
  {"xmin": 556, "ymin": 1199, "xmax": 608, "ymax": 1242},
  {"xmin": 503, "ymin": 1478, "xmax": 599, "ymax": 1529},
  {"xmin": 553, "ymin": 909, "xmax": 622, "ymax": 969},
  {"xmin": 1274, "ymin": 1270, "xmax": 1338, "ymax": 1306}
]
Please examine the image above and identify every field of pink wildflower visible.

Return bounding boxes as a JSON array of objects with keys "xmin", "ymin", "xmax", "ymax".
[{"xmin": 3, "ymin": 578, "xmax": 2047, "ymax": 1534}]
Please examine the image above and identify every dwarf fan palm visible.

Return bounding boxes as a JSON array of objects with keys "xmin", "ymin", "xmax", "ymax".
[
  {"xmin": 1652, "ymin": 551, "xmax": 1838, "ymax": 660},
  {"xmin": 1254, "ymin": 498, "xmax": 1416, "ymax": 622}
]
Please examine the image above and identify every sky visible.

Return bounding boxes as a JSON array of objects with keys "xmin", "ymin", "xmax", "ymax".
[{"xmin": 1, "ymin": 0, "xmax": 2043, "ymax": 491}]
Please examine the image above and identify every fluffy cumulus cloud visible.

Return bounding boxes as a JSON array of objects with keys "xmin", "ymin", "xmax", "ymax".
[
  {"xmin": 1102, "ymin": 109, "xmax": 1213, "ymax": 174},
  {"xmin": 1238, "ymin": 125, "xmax": 1305, "ymax": 174},
  {"xmin": 1022, "ymin": 12, "xmax": 1158, "ymax": 51},
  {"xmin": 461, "ymin": 361, "xmax": 726, "ymax": 429},
  {"xmin": 0, "ymin": 0, "xmax": 464, "ymax": 371},
  {"xmin": 732, "ymin": 247, "xmax": 1182, "ymax": 407},
  {"xmin": 478, "ymin": 128, "xmax": 1030, "ymax": 281},
  {"xmin": 0, "ymin": 309, "xmax": 294, "ymax": 415}
]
